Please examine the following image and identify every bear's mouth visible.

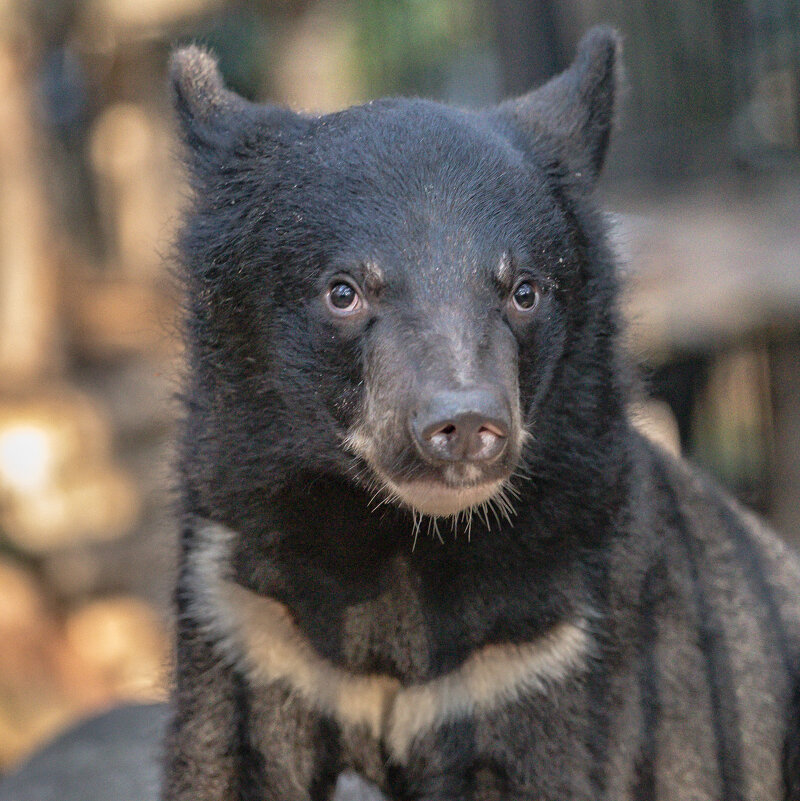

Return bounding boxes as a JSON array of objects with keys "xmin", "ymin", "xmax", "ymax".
[
  {"xmin": 380, "ymin": 475, "xmax": 507, "ymax": 517},
  {"xmin": 342, "ymin": 427, "xmax": 520, "ymax": 522}
]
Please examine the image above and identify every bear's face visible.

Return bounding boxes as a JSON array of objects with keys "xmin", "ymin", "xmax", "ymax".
[
  {"xmin": 250, "ymin": 104, "xmax": 579, "ymax": 517},
  {"xmin": 172, "ymin": 29, "xmax": 620, "ymax": 523}
]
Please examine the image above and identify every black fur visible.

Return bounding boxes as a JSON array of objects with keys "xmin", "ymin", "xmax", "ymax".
[
  {"xmin": 630, "ymin": 560, "xmax": 664, "ymax": 800},
  {"xmin": 785, "ymin": 672, "xmax": 800, "ymax": 801},
  {"xmin": 163, "ymin": 27, "xmax": 800, "ymax": 801},
  {"xmin": 655, "ymin": 462, "xmax": 746, "ymax": 801}
]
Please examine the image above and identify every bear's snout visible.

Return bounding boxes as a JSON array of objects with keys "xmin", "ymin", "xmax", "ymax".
[{"xmin": 411, "ymin": 386, "xmax": 510, "ymax": 465}]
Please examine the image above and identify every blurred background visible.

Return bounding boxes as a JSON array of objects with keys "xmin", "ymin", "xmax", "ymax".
[{"xmin": 0, "ymin": 0, "xmax": 798, "ymax": 777}]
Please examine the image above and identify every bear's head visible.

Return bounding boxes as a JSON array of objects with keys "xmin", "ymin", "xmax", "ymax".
[{"xmin": 172, "ymin": 28, "xmax": 627, "ymax": 531}]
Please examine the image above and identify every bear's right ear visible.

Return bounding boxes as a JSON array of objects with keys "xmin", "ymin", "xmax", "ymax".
[
  {"xmin": 169, "ymin": 46, "xmax": 247, "ymax": 152},
  {"xmin": 170, "ymin": 45, "xmax": 306, "ymax": 161}
]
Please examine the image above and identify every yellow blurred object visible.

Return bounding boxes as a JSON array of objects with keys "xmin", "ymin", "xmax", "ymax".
[
  {"xmin": 0, "ymin": 393, "xmax": 111, "ymax": 488},
  {"xmin": 89, "ymin": 102, "xmax": 181, "ymax": 280},
  {"xmin": 0, "ymin": 424, "xmax": 52, "ymax": 494},
  {"xmin": 0, "ymin": 560, "xmax": 45, "ymax": 634},
  {"xmin": 66, "ymin": 596, "xmax": 168, "ymax": 701},
  {"xmin": 0, "ymin": 389, "xmax": 140, "ymax": 553},
  {"xmin": 0, "ymin": 38, "xmax": 61, "ymax": 386},
  {"xmin": 0, "ymin": 559, "xmax": 111, "ymax": 768},
  {"xmin": 1, "ymin": 465, "xmax": 140, "ymax": 553},
  {"xmin": 68, "ymin": 278, "xmax": 178, "ymax": 359}
]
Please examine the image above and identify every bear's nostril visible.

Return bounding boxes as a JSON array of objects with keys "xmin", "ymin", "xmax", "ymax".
[
  {"xmin": 479, "ymin": 422, "xmax": 505, "ymax": 439},
  {"xmin": 473, "ymin": 426, "xmax": 507, "ymax": 462},
  {"xmin": 427, "ymin": 423, "xmax": 456, "ymax": 439}
]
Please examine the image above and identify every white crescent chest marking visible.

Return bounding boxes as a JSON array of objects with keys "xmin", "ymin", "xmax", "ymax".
[{"xmin": 189, "ymin": 522, "xmax": 592, "ymax": 762}]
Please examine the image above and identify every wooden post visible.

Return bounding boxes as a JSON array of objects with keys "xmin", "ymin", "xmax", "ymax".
[{"xmin": 0, "ymin": 36, "xmax": 62, "ymax": 389}]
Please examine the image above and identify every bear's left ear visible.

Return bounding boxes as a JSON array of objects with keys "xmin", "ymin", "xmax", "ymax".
[
  {"xmin": 170, "ymin": 46, "xmax": 249, "ymax": 152},
  {"xmin": 496, "ymin": 26, "xmax": 622, "ymax": 193}
]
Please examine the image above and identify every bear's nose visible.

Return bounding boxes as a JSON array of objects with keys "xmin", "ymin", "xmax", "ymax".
[{"xmin": 411, "ymin": 387, "xmax": 510, "ymax": 464}]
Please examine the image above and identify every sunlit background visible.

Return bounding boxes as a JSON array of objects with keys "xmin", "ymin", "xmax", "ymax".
[{"xmin": 0, "ymin": 0, "xmax": 798, "ymax": 775}]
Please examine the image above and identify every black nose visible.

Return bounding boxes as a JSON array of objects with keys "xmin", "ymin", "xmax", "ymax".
[{"xmin": 411, "ymin": 387, "xmax": 510, "ymax": 464}]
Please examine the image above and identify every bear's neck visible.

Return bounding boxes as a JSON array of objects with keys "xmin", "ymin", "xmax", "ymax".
[{"xmin": 216, "ymin": 422, "xmax": 635, "ymax": 678}]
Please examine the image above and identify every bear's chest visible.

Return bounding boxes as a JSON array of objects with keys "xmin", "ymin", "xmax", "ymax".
[
  {"xmin": 207, "ymin": 569, "xmax": 591, "ymax": 797},
  {"xmin": 336, "ymin": 556, "xmax": 432, "ymax": 681},
  {"xmin": 240, "ymin": 547, "xmax": 440, "ymax": 681}
]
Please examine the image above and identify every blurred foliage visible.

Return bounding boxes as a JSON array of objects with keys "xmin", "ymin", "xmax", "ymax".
[{"xmin": 350, "ymin": 0, "xmax": 490, "ymax": 97}]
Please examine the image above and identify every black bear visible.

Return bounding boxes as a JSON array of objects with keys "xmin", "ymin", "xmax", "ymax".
[{"xmin": 164, "ymin": 27, "xmax": 800, "ymax": 801}]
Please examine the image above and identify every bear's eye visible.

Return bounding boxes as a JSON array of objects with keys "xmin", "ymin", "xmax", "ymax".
[
  {"xmin": 510, "ymin": 279, "xmax": 540, "ymax": 314},
  {"xmin": 326, "ymin": 280, "xmax": 363, "ymax": 315}
]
